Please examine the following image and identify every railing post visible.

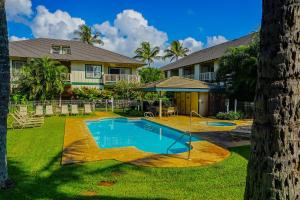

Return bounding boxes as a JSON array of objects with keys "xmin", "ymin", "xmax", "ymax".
[
  {"xmin": 111, "ymin": 97, "xmax": 114, "ymax": 112},
  {"xmin": 234, "ymin": 99, "xmax": 237, "ymax": 113},
  {"xmin": 105, "ymin": 99, "xmax": 108, "ymax": 112},
  {"xmin": 159, "ymin": 98, "xmax": 162, "ymax": 118}
]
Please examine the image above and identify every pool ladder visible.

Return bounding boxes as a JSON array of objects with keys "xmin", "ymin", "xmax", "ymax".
[
  {"xmin": 144, "ymin": 112, "xmax": 155, "ymax": 118},
  {"xmin": 186, "ymin": 111, "xmax": 204, "ymax": 160}
]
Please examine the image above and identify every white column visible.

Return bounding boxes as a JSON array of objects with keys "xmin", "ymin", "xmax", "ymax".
[
  {"xmin": 167, "ymin": 70, "xmax": 171, "ymax": 78},
  {"xmin": 178, "ymin": 68, "xmax": 184, "ymax": 77},
  {"xmin": 194, "ymin": 64, "xmax": 200, "ymax": 80}
]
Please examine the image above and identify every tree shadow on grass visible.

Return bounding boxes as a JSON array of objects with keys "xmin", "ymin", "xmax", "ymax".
[
  {"xmin": 0, "ymin": 152, "xmax": 168, "ymax": 200},
  {"xmin": 229, "ymin": 145, "xmax": 250, "ymax": 160}
]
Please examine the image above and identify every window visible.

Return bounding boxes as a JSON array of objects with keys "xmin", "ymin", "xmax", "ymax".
[
  {"xmin": 62, "ymin": 46, "xmax": 71, "ymax": 54},
  {"xmin": 109, "ymin": 67, "xmax": 131, "ymax": 74},
  {"xmin": 51, "ymin": 46, "xmax": 61, "ymax": 54},
  {"xmin": 85, "ymin": 65, "xmax": 102, "ymax": 79},
  {"xmin": 51, "ymin": 45, "xmax": 71, "ymax": 55},
  {"xmin": 12, "ymin": 60, "xmax": 26, "ymax": 75}
]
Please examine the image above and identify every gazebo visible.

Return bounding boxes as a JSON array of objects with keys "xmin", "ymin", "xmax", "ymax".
[{"xmin": 141, "ymin": 76, "xmax": 223, "ymax": 117}]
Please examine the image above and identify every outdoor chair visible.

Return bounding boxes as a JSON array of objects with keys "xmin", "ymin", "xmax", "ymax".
[
  {"xmin": 84, "ymin": 104, "xmax": 92, "ymax": 115},
  {"xmin": 61, "ymin": 105, "xmax": 69, "ymax": 115},
  {"xmin": 35, "ymin": 105, "xmax": 44, "ymax": 117},
  {"xmin": 45, "ymin": 105, "xmax": 54, "ymax": 116},
  {"xmin": 10, "ymin": 113, "xmax": 44, "ymax": 129},
  {"xmin": 71, "ymin": 104, "xmax": 79, "ymax": 115},
  {"xmin": 164, "ymin": 107, "xmax": 176, "ymax": 116},
  {"xmin": 15, "ymin": 111, "xmax": 44, "ymax": 123},
  {"xmin": 19, "ymin": 105, "xmax": 28, "ymax": 116}
]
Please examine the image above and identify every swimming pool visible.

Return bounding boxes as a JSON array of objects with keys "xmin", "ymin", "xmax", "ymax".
[
  {"xmin": 206, "ymin": 122, "xmax": 236, "ymax": 126},
  {"xmin": 86, "ymin": 118, "xmax": 200, "ymax": 154}
]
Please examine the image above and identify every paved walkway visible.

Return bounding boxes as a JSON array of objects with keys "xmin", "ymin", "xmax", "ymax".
[{"xmin": 62, "ymin": 113, "xmax": 251, "ymax": 167}]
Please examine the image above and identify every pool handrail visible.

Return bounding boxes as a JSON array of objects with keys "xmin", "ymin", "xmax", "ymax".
[
  {"xmin": 144, "ymin": 112, "xmax": 154, "ymax": 118},
  {"xmin": 187, "ymin": 111, "xmax": 204, "ymax": 160}
]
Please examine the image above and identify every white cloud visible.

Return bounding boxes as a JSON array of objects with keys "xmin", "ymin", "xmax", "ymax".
[
  {"xmin": 206, "ymin": 35, "xmax": 228, "ymax": 47},
  {"xmin": 180, "ymin": 37, "xmax": 204, "ymax": 53},
  {"xmin": 30, "ymin": 6, "xmax": 85, "ymax": 39},
  {"xmin": 94, "ymin": 9, "xmax": 168, "ymax": 57},
  {"xmin": 9, "ymin": 35, "xmax": 28, "ymax": 41},
  {"xmin": 6, "ymin": 0, "xmax": 32, "ymax": 21}
]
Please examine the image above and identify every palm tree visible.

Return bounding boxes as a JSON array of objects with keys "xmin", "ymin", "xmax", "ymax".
[
  {"xmin": 133, "ymin": 42, "xmax": 160, "ymax": 66},
  {"xmin": 18, "ymin": 57, "xmax": 68, "ymax": 101},
  {"xmin": 74, "ymin": 24, "xmax": 104, "ymax": 46},
  {"xmin": 0, "ymin": 0, "xmax": 12, "ymax": 189},
  {"xmin": 163, "ymin": 40, "xmax": 189, "ymax": 62},
  {"xmin": 245, "ymin": 1, "xmax": 300, "ymax": 199}
]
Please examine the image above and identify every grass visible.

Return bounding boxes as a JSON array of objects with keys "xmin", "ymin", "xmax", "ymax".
[{"xmin": 0, "ymin": 117, "xmax": 250, "ymax": 200}]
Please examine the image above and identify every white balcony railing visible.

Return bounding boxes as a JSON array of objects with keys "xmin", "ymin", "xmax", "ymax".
[
  {"xmin": 103, "ymin": 74, "xmax": 140, "ymax": 84},
  {"xmin": 199, "ymin": 72, "xmax": 216, "ymax": 81}
]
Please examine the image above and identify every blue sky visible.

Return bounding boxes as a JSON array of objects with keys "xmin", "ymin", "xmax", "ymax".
[{"xmin": 6, "ymin": 0, "xmax": 261, "ymax": 65}]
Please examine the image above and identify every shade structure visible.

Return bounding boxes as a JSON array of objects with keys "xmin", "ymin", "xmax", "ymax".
[
  {"xmin": 141, "ymin": 76, "xmax": 222, "ymax": 92},
  {"xmin": 141, "ymin": 76, "xmax": 224, "ymax": 117}
]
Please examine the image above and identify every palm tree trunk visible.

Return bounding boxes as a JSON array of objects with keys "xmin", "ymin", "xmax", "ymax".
[
  {"xmin": 245, "ymin": 0, "xmax": 300, "ymax": 199},
  {"xmin": 0, "ymin": 0, "xmax": 11, "ymax": 189}
]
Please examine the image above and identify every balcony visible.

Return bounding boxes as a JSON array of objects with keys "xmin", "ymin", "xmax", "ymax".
[
  {"xmin": 60, "ymin": 73, "xmax": 71, "ymax": 82},
  {"xmin": 103, "ymin": 74, "xmax": 140, "ymax": 84},
  {"xmin": 199, "ymin": 72, "xmax": 216, "ymax": 81}
]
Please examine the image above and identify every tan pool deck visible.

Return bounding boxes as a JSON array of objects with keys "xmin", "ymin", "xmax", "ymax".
[{"xmin": 62, "ymin": 112, "xmax": 251, "ymax": 167}]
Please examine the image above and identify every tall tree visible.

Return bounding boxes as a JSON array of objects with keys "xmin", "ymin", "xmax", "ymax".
[
  {"xmin": 217, "ymin": 34, "xmax": 259, "ymax": 101},
  {"xmin": 133, "ymin": 42, "xmax": 160, "ymax": 66},
  {"xmin": 0, "ymin": 0, "xmax": 12, "ymax": 189},
  {"xmin": 18, "ymin": 57, "xmax": 68, "ymax": 101},
  {"xmin": 74, "ymin": 24, "xmax": 104, "ymax": 46},
  {"xmin": 245, "ymin": 1, "xmax": 300, "ymax": 199},
  {"xmin": 163, "ymin": 40, "xmax": 189, "ymax": 62}
]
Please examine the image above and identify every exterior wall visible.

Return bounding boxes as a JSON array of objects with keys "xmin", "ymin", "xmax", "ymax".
[
  {"xmin": 198, "ymin": 92, "xmax": 209, "ymax": 116},
  {"xmin": 70, "ymin": 61, "xmax": 103, "ymax": 89},
  {"xmin": 178, "ymin": 68, "xmax": 184, "ymax": 77},
  {"xmin": 174, "ymin": 92, "xmax": 209, "ymax": 116},
  {"xmin": 194, "ymin": 64, "xmax": 200, "ymax": 80},
  {"xmin": 167, "ymin": 70, "xmax": 171, "ymax": 78},
  {"xmin": 9, "ymin": 57, "xmax": 141, "ymax": 89}
]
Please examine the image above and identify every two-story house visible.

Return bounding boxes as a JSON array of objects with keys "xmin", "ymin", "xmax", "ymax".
[
  {"xmin": 159, "ymin": 33, "xmax": 255, "ymax": 116},
  {"xmin": 161, "ymin": 33, "xmax": 255, "ymax": 82},
  {"xmin": 9, "ymin": 38, "xmax": 144, "ymax": 89}
]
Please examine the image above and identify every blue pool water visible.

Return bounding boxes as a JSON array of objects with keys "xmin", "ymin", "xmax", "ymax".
[
  {"xmin": 206, "ymin": 122, "xmax": 236, "ymax": 126},
  {"xmin": 86, "ymin": 118, "xmax": 200, "ymax": 154}
]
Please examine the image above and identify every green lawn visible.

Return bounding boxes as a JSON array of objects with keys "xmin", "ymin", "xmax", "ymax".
[{"xmin": 0, "ymin": 117, "xmax": 249, "ymax": 200}]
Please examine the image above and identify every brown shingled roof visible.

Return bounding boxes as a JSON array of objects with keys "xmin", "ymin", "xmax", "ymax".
[
  {"xmin": 161, "ymin": 33, "xmax": 256, "ymax": 71},
  {"xmin": 9, "ymin": 38, "xmax": 145, "ymax": 66},
  {"xmin": 142, "ymin": 76, "xmax": 211, "ymax": 91}
]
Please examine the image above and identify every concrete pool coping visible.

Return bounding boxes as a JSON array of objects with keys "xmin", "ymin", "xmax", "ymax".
[{"xmin": 62, "ymin": 112, "xmax": 250, "ymax": 167}]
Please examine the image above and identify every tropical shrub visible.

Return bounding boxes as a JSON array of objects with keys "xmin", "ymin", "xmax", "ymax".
[
  {"xmin": 113, "ymin": 80, "xmax": 142, "ymax": 100},
  {"xmin": 138, "ymin": 67, "xmax": 165, "ymax": 83},
  {"xmin": 72, "ymin": 87, "xmax": 113, "ymax": 100},
  {"xmin": 216, "ymin": 111, "xmax": 242, "ymax": 120},
  {"xmin": 17, "ymin": 57, "xmax": 68, "ymax": 101}
]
